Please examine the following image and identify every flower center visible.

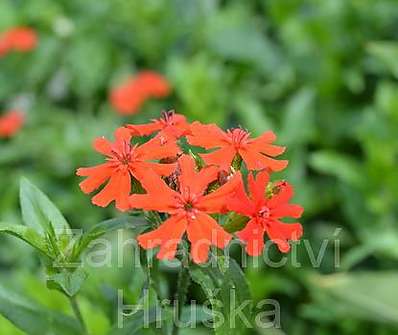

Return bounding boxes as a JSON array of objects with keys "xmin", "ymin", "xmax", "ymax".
[
  {"xmin": 258, "ymin": 206, "xmax": 270, "ymax": 219},
  {"xmin": 160, "ymin": 110, "xmax": 175, "ymax": 126},
  {"xmin": 184, "ymin": 202, "xmax": 194, "ymax": 211},
  {"xmin": 111, "ymin": 141, "xmax": 136, "ymax": 166},
  {"xmin": 176, "ymin": 187, "xmax": 200, "ymax": 216},
  {"xmin": 227, "ymin": 128, "xmax": 250, "ymax": 149}
]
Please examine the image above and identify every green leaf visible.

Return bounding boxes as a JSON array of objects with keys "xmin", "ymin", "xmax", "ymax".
[
  {"xmin": 20, "ymin": 177, "xmax": 71, "ymax": 236},
  {"xmin": 234, "ymin": 95, "xmax": 275, "ymax": 136},
  {"xmin": 205, "ymin": 5, "xmax": 281, "ymax": 74},
  {"xmin": 73, "ymin": 216, "xmax": 149, "ymax": 259},
  {"xmin": 181, "ymin": 305, "xmax": 213, "ymax": 325},
  {"xmin": 280, "ymin": 88, "xmax": 315, "ymax": 146},
  {"xmin": 47, "ymin": 268, "xmax": 88, "ymax": 297},
  {"xmin": 223, "ymin": 214, "xmax": 249, "ymax": 234},
  {"xmin": 367, "ymin": 41, "xmax": 398, "ymax": 78},
  {"xmin": 0, "ymin": 283, "xmax": 81, "ymax": 335},
  {"xmin": 309, "ymin": 151, "xmax": 364, "ymax": 187},
  {"xmin": 189, "ymin": 256, "xmax": 253, "ymax": 335},
  {"xmin": 0, "ymin": 222, "xmax": 50, "ymax": 257},
  {"xmin": 307, "ymin": 272, "xmax": 398, "ymax": 325}
]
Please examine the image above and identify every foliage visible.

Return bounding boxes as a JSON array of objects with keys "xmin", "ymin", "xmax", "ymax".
[{"xmin": 1, "ymin": 0, "xmax": 398, "ymax": 334}]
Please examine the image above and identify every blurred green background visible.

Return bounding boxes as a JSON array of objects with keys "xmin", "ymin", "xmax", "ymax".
[{"xmin": 1, "ymin": 0, "xmax": 398, "ymax": 334}]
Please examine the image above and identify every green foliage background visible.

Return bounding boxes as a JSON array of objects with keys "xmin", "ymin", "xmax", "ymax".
[{"xmin": 1, "ymin": 0, "xmax": 398, "ymax": 334}]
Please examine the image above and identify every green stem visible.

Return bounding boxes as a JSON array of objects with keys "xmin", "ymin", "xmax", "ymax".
[
  {"xmin": 69, "ymin": 296, "xmax": 88, "ymax": 334},
  {"xmin": 172, "ymin": 263, "xmax": 191, "ymax": 335}
]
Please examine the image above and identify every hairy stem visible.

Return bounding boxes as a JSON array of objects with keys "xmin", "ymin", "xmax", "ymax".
[{"xmin": 172, "ymin": 263, "xmax": 191, "ymax": 335}]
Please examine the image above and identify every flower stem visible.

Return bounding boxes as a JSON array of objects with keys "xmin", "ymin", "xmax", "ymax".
[
  {"xmin": 172, "ymin": 261, "xmax": 191, "ymax": 335},
  {"xmin": 69, "ymin": 296, "xmax": 88, "ymax": 334}
]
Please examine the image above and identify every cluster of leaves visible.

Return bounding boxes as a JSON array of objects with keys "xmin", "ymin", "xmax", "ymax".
[
  {"xmin": 1, "ymin": 0, "xmax": 398, "ymax": 334},
  {"xmin": 1, "ymin": 178, "xmax": 255, "ymax": 334}
]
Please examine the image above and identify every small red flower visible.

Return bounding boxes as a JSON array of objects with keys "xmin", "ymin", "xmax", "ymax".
[
  {"xmin": 137, "ymin": 71, "xmax": 171, "ymax": 98},
  {"xmin": 126, "ymin": 110, "xmax": 190, "ymax": 139},
  {"xmin": 0, "ymin": 110, "xmax": 25, "ymax": 138},
  {"xmin": 130, "ymin": 155, "xmax": 241, "ymax": 263},
  {"xmin": 76, "ymin": 127, "xmax": 179, "ymax": 211},
  {"xmin": 187, "ymin": 122, "xmax": 288, "ymax": 172},
  {"xmin": 228, "ymin": 170, "xmax": 303, "ymax": 256},
  {"xmin": 0, "ymin": 27, "xmax": 37, "ymax": 57},
  {"xmin": 110, "ymin": 71, "xmax": 171, "ymax": 115},
  {"xmin": 0, "ymin": 38, "xmax": 9, "ymax": 56}
]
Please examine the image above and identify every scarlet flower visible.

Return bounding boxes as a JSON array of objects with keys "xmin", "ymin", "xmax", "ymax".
[
  {"xmin": 76, "ymin": 127, "xmax": 180, "ymax": 211},
  {"xmin": 187, "ymin": 122, "xmax": 288, "ymax": 172},
  {"xmin": 228, "ymin": 170, "xmax": 303, "ymax": 256},
  {"xmin": 0, "ymin": 110, "xmax": 25, "ymax": 138},
  {"xmin": 110, "ymin": 71, "xmax": 171, "ymax": 115},
  {"xmin": 0, "ymin": 27, "xmax": 37, "ymax": 57},
  {"xmin": 137, "ymin": 71, "xmax": 171, "ymax": 98},
  {"xmin": 130, "ymin": 155, "xmax": 241, "ymax": 263},
  {"xmin": 126, "ymin": 110, "xmax": 190, "ymax": 139}
]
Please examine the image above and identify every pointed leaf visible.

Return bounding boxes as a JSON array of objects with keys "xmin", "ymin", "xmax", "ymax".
[
  {"xmin": 189, "ymin": 256, "xmax": 253, "ymax": 335},
  {"xmin": 0, "ymin": 222, "xmax": 50, "ymax": 257},
  {"xmin": 47, "ymin": 268, "xmax": 88, "ymax": 297},
  {"xmin": 20, "ymin": 178, "xmax": 71, "ymax": 236},
  {"xmin": 308, "ymin": 271, "xmax": 398, "ymax": 325}
]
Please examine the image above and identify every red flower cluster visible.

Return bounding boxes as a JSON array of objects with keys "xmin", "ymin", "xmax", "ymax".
[
  {"xmin": 110, "ymin": 71, "xmax": 171, "ymax": 115},
  {"xmin": 77, "ymin": 111, "xmax": 303, "ymax": 263},
  {"xmin": 0, "ymin": 110, "xmax": 25, "ymax": 138},
  {"xmin": 0, "ymin": 27, "xmax": 38, "ymax": 57}
]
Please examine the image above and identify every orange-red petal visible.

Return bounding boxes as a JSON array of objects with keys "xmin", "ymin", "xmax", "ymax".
[
  {"xmin": 187, "ymin": 213, "xmax": 226, "ymax": 264},
  {"xmin": 93, "ymin": 137, "xmax": 113, "ymax": 156},
  {"xmin": 76, "ymin": 163, "xmax": 113, "ymax": 193},
  {"xmin": 198, "ymin": 172, "xmax": 241, "ymax": 213},
  {"xmin": 247, "ymin": 170, "xmax": 270, "ymax": 202},
  {"xmin": 137, "ymin": 135, "xmax": 180, "ymax": 161},
  {"xmin": 197, "ymin": 212, "xmax": 232, "ymax": 249},
  {"xmin": 247, "ymin": 131, "xmax": 286, "ymax": 157},
  {"xmin": 267, "ymin": 182, "xmax": 294, "ymax": 208},
  {"xmin": 248, "ymin": 131, "xmax": 277, "ymax": 144},
  {"xmin": 177, "ymin": 154, "xmax": 197, "ymax": 189},
  {"xmin": 187, "ymin": 121, "xmax": 229, "ymax": 149},
  {"xmin": 236, "ymin": 219, "xmax": 265, "ymax": 257},
  {"xmin": 239, "ymin": 148, "xmax": 288, "ymax": 172},
  {"xmin": 126, "ymin": 122, "xmax": 162, "ymax": 136},
  {"xmin": 266, "ymin": 221, "xmax": 303, "ymax": 253},
  {"xmin": 199, "ymin": 146, "xmax": 236, "ymax": 171},
  {"xmin": 129, "ymin": 171, "xmax": 178, "ymax": 212},
  {"xmin": 147, "ymin": 162, "xmax": 177, "ymax": 177},
  {"xmin": 227, "ymin": 178, "xmax": 254, "ymax": 216},
  {"xmin": 271, "ymin": 204, "xmax": 303, "ymax": 219},
  {"xmin": 114, "ymin": 127, "xmax": 132, "ymax": 145},
  {"xmin": 137, "ymin": 215, "xmax": 186, "ymax": 260},
  {"xmin": 91, "ymin": 170, "xmax": 130, "ymax": 209}
]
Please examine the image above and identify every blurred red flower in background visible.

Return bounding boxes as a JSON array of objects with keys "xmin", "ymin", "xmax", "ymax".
[
  {"xmin": 110, "ymin": 71, "xmax": 171, "ymax": 115},
  {"xmin": 228, "ymin": 170, "xmax": 303, "ymax": 256},
  {"xmin": 0, "ymin": 110, "xmax": 25, "ymax": 138},
  {"xmin": 0, "ymin": 27, "xmax": 38, "ymax": 57},
  {"xmin": 76, "ymin": 127, "xmax": 179, "ymax": 211},
  {"xmin": 187, "ymin": 122, "xmax": 288, "ymax": 172}
]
